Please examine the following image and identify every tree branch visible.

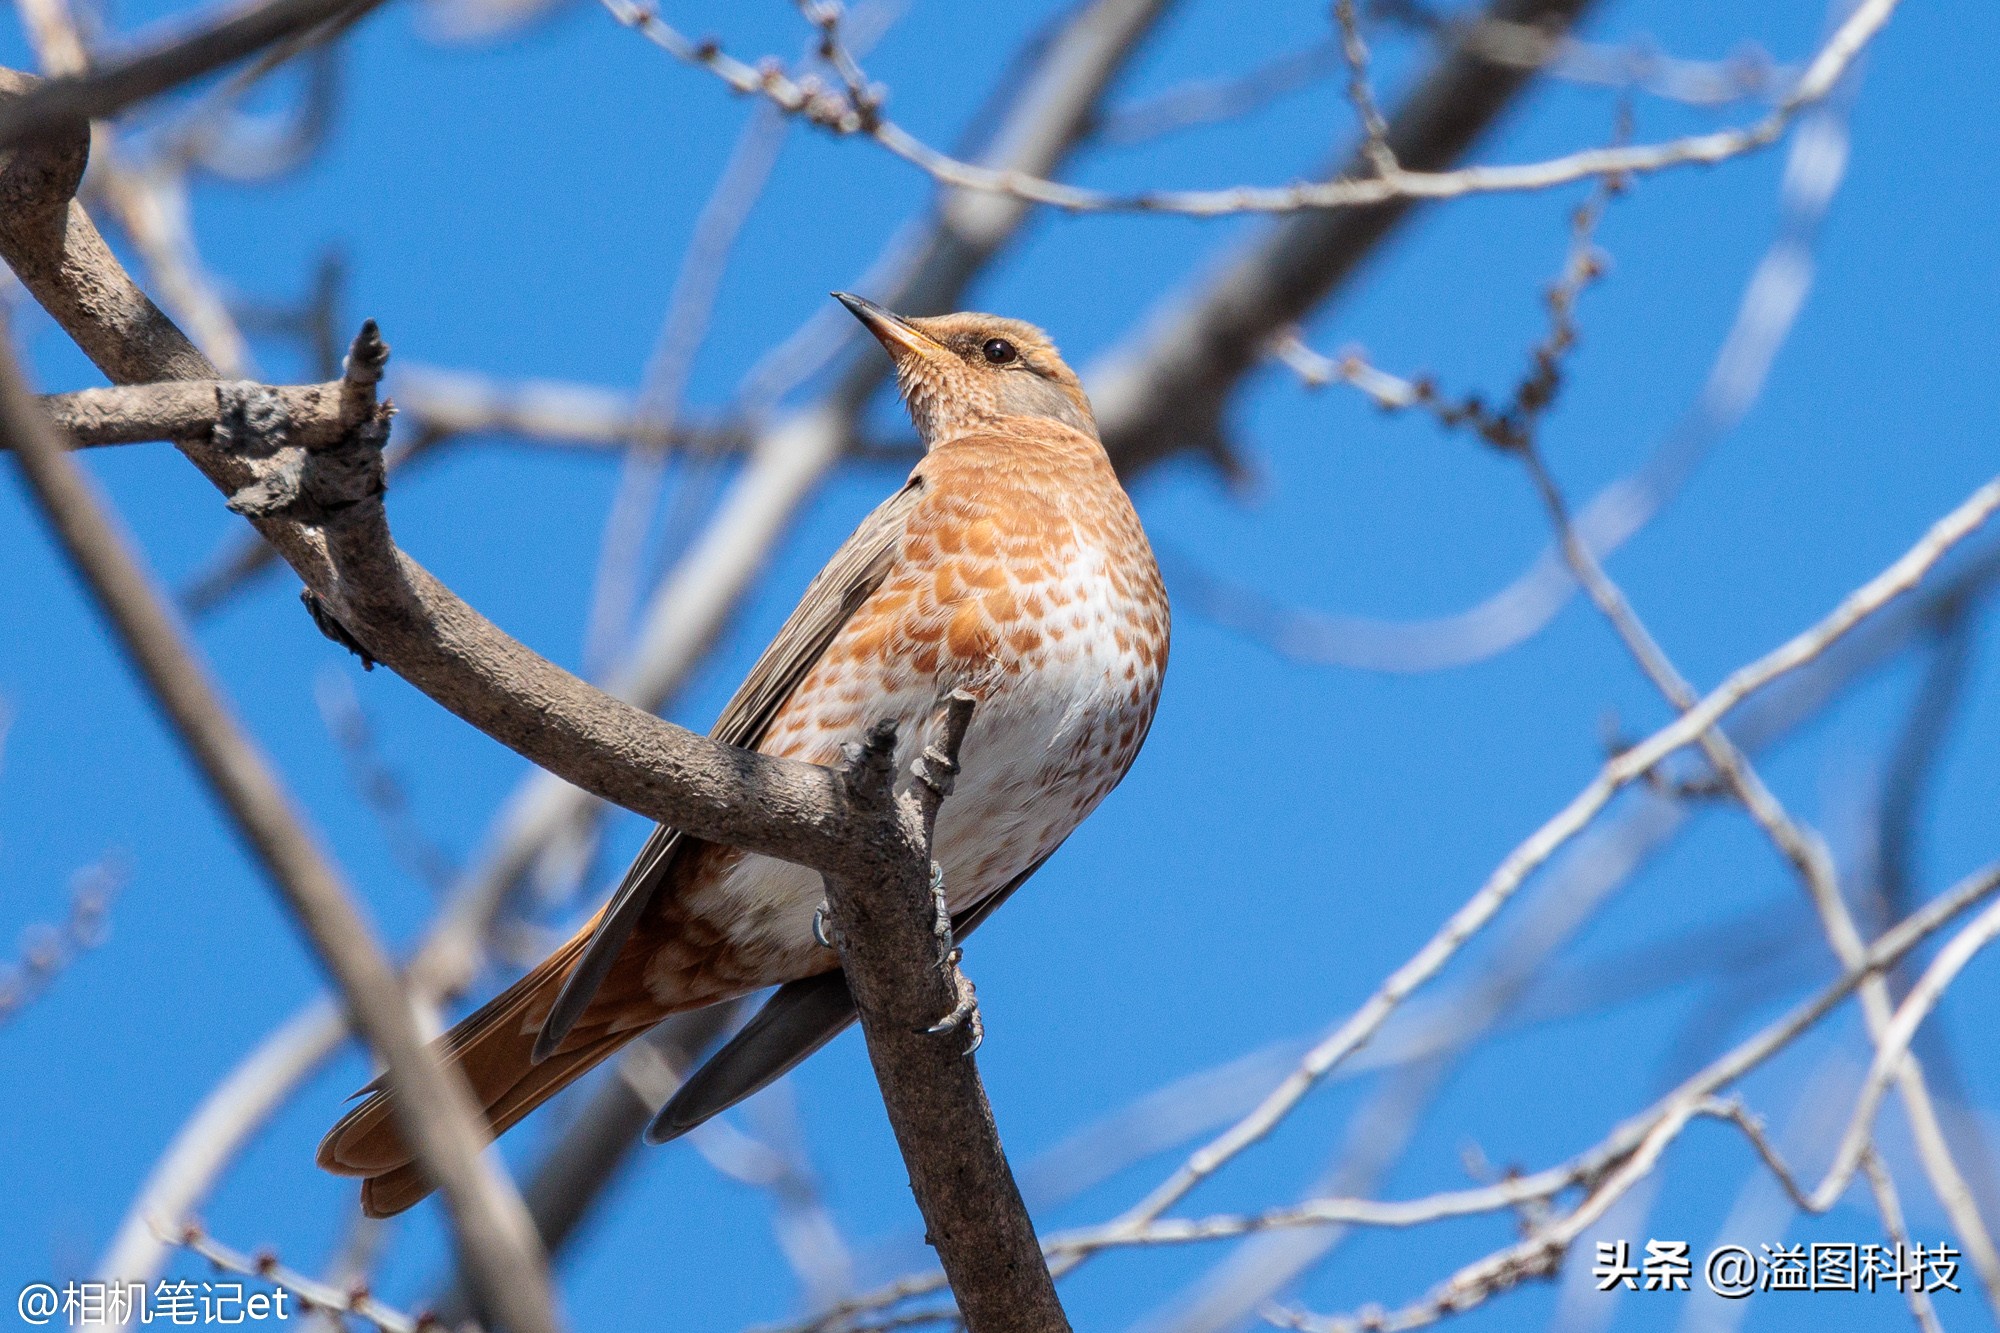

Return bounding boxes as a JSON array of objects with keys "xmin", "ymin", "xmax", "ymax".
[
  {"xmin": 0, "ymin": 339, "xmax": 560, "ymax": 1333},
  {"xmin": 820, "ymin": 694, "xmax": 1068, "ymax": 1332},
  {"xmin": 1093, "ymin": 469, "xmax": 2000, "ymax": 1238},
  {"xmin": 158, "ymin": 1221, "xmax": 422, "ymax": 1333},
  {"xmin": 612, "ymin": 0, "xmax": 1889, "ymax": 218},
  {"xmin": 0, "ymin": 0, "xmax": 387, "ymax": 150},
  {"xmin": 28, "ymin": 376, "xmax": 356, "ymax": 448}
]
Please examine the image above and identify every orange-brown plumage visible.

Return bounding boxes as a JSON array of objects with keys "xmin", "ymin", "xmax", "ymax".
[{"xmin": 318, "ymin": 296, "xmax": 1168, "ymax": 1217}]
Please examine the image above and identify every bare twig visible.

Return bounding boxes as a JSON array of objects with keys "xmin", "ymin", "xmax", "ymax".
[
  {"xmin": 1810, "ymin": 893, "xmax": 2000, "ymax": 1213},
  {"xmin": 1862, "ymin": 1150, "xmax": 1949, "ymax": 1333},
  {"xmin": 1118, "ymin": 471, "xmax": 1999, "ymax": 1223},
  {"xmin": 1333, "ymin": 0, "xmax": 1396, "ymax": 175},
  {"xmin": 1256, "ymin": 1098, "xmax": 1739, "ymax": 1332},
  {"xmin": 300, "ymin": 1215, "xmax": 393, "ymax": 1333},
  {"xmin": 1346, "ymin": 168, "xmax": 2000, "ymax": 1306},
  {"xmin": 1086, "ymin": 0, "xmax": 1597, "ymax": 478},
  {"xmin": 1261, "ymin": 856, "xmax": 2000, "ymax": 1332},
  {"xmin": 1221, "ymin": 100, "xmax": 1850, "ymax": 670},
  {"xmin": 1515, "ymin": 439, "xmax": 2000, "ymax": 1309},
  {"xmin": 15, "ymin": 0, "xmax": 257, "ymax": 374},
  {"xmin": 1095, "ymin": 22, "xmax": 1784, "ymax": 149},
  {"xmin": 88, "ymin": 155, "xmax": 254, "ymax": 376},
  {"xmin": 388, "ymin": 364, "xmax": 737, "ymax": 455},
  {"xmin": 155, "ymin": 1219, "xmax": 427, "ymax": 1333},
  {"xmin": 165, "ymin": 15, "xmax": 352, "ymax": 183},
  {"xmin": 0, "ymin": 852, "xmax": 124, "ymax": 1025},
  {"xmin": 175, "ymin": 366, "xmax": 750, "ymax": 617},
  {"xmin": 606, "ymin": 0, "xmax": 1891, "ymax": 216},
  {"xmin": 1859, "ymin": 603, "xmax": 2000, "ymax": 1220},
  {"xmin": 852, "ymin": 835, "xmax": 1803, "ymax": 1304},
  {"xmin": 1382, "ymin": 6, "xmax": 1792, "ymax": 107}
]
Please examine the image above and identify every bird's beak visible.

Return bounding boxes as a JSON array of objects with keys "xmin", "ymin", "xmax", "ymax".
[{"xmin": 833, "ymin": 291, "xmax": 942, "ymax": 365}]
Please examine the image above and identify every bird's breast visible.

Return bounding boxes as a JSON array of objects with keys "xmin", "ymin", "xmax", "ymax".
[{"xmin": 665, "ymin": 467, "xmax": 1167, "ymax": 997}]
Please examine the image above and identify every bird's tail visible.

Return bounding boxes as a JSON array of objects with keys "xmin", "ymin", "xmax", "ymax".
[{"xmin": 315, "ymin": 926, "xmax": 643, "ymax": 1218}]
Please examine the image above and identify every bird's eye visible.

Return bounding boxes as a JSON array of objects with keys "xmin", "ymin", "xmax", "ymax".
[{"xmin": 982, "ymin": 338, "xmax": 1018, "ymax": 365}]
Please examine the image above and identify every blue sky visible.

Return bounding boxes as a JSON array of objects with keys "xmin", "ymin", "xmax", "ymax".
[{"xmin": 4, "ymin": 0, "xmax": 1999, "ymax": 1330}]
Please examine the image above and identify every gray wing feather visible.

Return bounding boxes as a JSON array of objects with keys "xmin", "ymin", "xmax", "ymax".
[
  {"xmin": 533, "ymin": 477, "xmax": 926, "ymax": 1064},
  {"xmin": 645, "ymin": 970, "xmax": 853, "ymax": 1144},
  {"xmin": 645, "ymin": 842, "xmax": 1064, "ymax": 1141}
]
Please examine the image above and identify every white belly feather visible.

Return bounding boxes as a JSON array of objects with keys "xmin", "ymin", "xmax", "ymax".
[{"xmin": 676, "ymin": 546, "xmax": 1161, "ymax": 983}]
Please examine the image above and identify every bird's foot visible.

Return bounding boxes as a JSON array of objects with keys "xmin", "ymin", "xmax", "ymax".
[
  {"xmin": 812, "ymin": 899, "xmax": 838, "ymax": 950},
  {"xmin": 922, "ymin": 947, "xmax": 983, "ymax": 1055},
  {"xmin": 928, "ymin": 860, "xmax": 955, "ymax": 954}
]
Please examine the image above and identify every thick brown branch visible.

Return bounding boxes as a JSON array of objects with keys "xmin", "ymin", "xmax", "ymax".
[
  {"xmin": 305, "ymin": 463, "xmax": 862, "ymax": 864},
  {"xmin": 0, "ymin": 341, "xmax": 561, "ymax": 1333},
  {"xmin": 821, "ymin": 695, "xmax": 1067, "ymax": 1333},
  {"xmin": 0, "ymin": 69, "xmax": 214, "ymax": 386},
  {"xmin": 31, "ymin": 377, "xmax": 354, "ymax": 448}
]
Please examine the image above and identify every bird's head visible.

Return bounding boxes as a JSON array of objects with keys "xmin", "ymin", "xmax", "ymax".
[{"xmin": 835, "ymin": 293, "xmax": 1096, "ymax": 447}]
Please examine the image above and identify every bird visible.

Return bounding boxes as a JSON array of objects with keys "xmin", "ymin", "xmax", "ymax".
[{"xmin": 318, "ymin": 293, "xmax": 1170, "ymax": 1217}]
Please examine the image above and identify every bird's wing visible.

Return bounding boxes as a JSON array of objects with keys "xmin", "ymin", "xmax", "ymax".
[
  {"xmin": 645, "ymin": 841, "xmax": 1065, "ymax": 1142},
  {"xmin": 534, "ymin": 474, "xmax": 928, "ymax": 1062}
]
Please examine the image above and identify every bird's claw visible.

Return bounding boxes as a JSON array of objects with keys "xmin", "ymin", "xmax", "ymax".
[
  {"xmin": 923, "ymin": 997, "xmax": 981, "ymax": 1050},
  {"xmin": 920, "ymin": 947, "xmax": 983, "ymax": 1054},
  {"xmin": 812, "ymin": 900, "xmax": 836, "ymax": 950}
]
